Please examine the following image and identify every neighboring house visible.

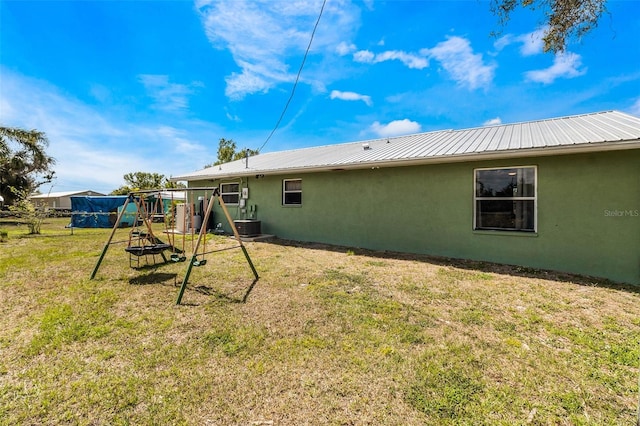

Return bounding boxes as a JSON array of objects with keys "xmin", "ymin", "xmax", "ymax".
[
  {"xmin": 30, "ymin": 190, "xmax": 106, "ymax": 210},
  {"xmin": 172, "ymin": 111, "xmax": 640, "ymax": 285}
]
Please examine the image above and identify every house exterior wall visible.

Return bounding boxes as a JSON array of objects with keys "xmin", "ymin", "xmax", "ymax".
[
  {"xmin": 31, "ymin": 197, "xmax": 60, "ymax": 210},
  {"xmin": 30, "ymin": 196, "xmax": 73, "ymax": 210},
  {"xmin": 192, "ymin": 149, "xmax": 640, "ymax": 285},
  {"xmin": 58, "ymin": 197, "xmax": 71, "ymax": 210}
]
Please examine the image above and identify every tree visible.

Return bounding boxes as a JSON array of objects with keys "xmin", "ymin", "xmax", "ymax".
[
  {"xmin": 490, "ymin": 0, "xmax": 608, "ymax": 53},
  {"xmin": 0, "ymin": 126, "xmax": 55, "ymax": 206},
  {"xmin": 207, "ymin": 138, "xmax": 259, "ymax": 167},
  {"xmin": 110, "ymin": 172, "xmax": 184, "ymax": 195},
  {"xmin": 234, "ymin": 147, "xmax": 259, "ymax": 161},
  {"xmin": 214, "ymin": 138, "xmax": 237, "ymax": 166}
]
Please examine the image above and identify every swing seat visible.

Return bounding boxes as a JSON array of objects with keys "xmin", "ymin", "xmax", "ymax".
[
  {"xmin": 192, "ymin": 259, "xmax": 207, "ymax": 267},
  {"xmin": 170, "ymin": 253, "xmax": 187, "ymax": 262},
  {"xmin": 125, "ymin": 243, "xmax": 172, "ymax": 257}
]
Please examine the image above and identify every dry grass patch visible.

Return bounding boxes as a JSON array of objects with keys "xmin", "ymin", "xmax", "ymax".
[{"xmin": 0, "ymin": 218, "xmax": 638, "ymax": 425}]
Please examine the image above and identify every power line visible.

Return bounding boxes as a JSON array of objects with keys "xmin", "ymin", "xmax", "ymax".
[{"xmin": 257, "ymin": 0, "xmax": 327, "ymax": 153}]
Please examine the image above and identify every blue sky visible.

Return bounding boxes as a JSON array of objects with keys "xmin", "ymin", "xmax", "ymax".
[{"xmin": 1, "ymin": 0, "xmax": 639, "ymax": 194}]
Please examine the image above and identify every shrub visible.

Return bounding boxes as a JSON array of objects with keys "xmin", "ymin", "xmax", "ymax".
[{"xmin": 9, "ymin": 198, "xmax": 47, "ymax": 234}]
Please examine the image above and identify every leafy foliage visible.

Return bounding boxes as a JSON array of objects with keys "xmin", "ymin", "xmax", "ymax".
[
  {"xmin": 110, "ymin": 172, "xmax": 184, "ymax": 195},
  {"xmin": 0, "ymin": 126, "xmax": 55, "ymax": 206},
  {"xmin": 490, "ymin": 0, "xmax": 608, "ymax": 53},
  {"xmin": 214, "ymin": 138, "xmax": 237, "ymax": 166},
  {"xmin": 206, "ymin": 138, "xmax": 259, "ymax": 167},
  {"xmin": 8, "ymin": 190, "xmax": 47, "ymax": 234}
]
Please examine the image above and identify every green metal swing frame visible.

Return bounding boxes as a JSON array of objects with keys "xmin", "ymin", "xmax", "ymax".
[{"xmin": 89, "ymin": 187, "xmax": 259, "ymax": 305}]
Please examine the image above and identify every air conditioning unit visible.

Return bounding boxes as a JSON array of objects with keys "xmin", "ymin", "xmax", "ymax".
[{"xmin": 234, "ymin": 220, "xmax": 261, "ymax": 237}]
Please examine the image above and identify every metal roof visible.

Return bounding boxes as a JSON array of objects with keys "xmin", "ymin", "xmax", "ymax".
[
  {"xmin": 172, "ymin": 110, "xmax": 640, "ymax": 181},
  {"xmin": 30, "ymin": 190, "xmax": 106, "ymax": 199}
]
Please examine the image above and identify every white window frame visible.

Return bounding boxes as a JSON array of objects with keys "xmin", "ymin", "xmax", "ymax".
[
  {"xmin": 282, "ymin": 179, "xmax": 302, "ymax": 206},
  {"xmin": 473, "ymin": 166, "xmax": 537, "ymax": 232},
  {"xmin": 220, "ymin": 182, "xmax": 240, "ymax": 205}
]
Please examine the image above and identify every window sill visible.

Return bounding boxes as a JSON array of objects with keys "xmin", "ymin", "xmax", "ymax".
[{"xmin": 473, "ymin": 229, "xmax": 538, "ymax": 237}]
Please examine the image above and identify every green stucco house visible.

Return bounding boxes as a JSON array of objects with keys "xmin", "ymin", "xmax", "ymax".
[{"xmin": 173, "ymin": 111, "xmax": 640, "ymax": 285}]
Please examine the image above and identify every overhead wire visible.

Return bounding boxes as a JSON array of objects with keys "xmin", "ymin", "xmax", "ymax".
[{"xmin": 256, "ymin": 0, "xmax": 327, "ymax": 153}]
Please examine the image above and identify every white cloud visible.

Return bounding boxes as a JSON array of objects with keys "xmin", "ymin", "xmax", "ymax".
[
  {"xmin": 89, "ymin": 84, "xmax": 113, "ymax": 103},
  {"xmin": 370, "ymin": 119, "xmax": 421, "ymax": 137},
  {"xmin": 138, "ymin": 74, "xmax": 201, "ymax": 112},
  {"xmin": 225, "ymin": 108, "xmax": 241, "ymax": 122},
  {"xmin": 362, "ymin": 0, "xmax": 375, "ymax": 10},
  {"xmin": 351, "ymin": 36, "xmax": 493, "ymax": 90},
  {"xmin": 629, "ymin": 98, "xmax": 640, "ymax": 116},
  {"xmin": 483, "ymin": 117, "xmax": 502, "ymax": 126},
  {"xmin": 330, "ymin": 90, "xmax": 372, "ymax": 106},
  {"xmin": 525, "ymin": 52, "xmax": 586, "ymax": 84},
  {"xmin": 494, "ymin": 28, "xmax": 546, "ymax": 56},
  {"xmin": 493, "ymin": 34, "xmax": 514, "ymax": 52},
  {"xmin": 422, "ymin": 36, "xmax": 495, "ymax": 90},
  {"xmin": 353, "ymin": 49, "xmax": 375, "ymax": 63},
  {"xmin": 353, "ymin": 49, "xmax": 428, "ymax": 69},
  {"xmin": 376, "ymin": 50, "xmax": 428, "ymax": 69},
  {"xmin": 336, "ymin": 41, "xmax": 356, "ymax": 56},
  {"xmin": 0, "ymin": 94, "xmax": 15, "ymax": 118},
  {"xmin": 196, "ymin": 0, "xmax": 361, "ymax": 100},
  {"xmin": 224, "ymin": 69, "xmax": 271, "ymax": 99},
  {"xmin": 518, "ymin": 28, "xmax": 546, "ymax": 56},
  {"xmin": 155, "ymin": 125, "xmax": 209, "ymax": 154}
]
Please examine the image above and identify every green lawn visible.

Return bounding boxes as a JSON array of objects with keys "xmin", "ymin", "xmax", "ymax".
[{"xmin": 1, "ymin": 217, "xmax": 639, "ymax": 425}]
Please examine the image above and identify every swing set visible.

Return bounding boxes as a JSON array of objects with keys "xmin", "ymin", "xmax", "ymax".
[{"xmin": 89, "ymin": 187, "xmax": 259, "ymax": 305}]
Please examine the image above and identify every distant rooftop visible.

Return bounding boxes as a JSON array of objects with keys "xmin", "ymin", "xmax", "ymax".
[
  {"xmin": 173, "ymin": 110, "xmax": 640, "ymax": 181},
  {"xmin": 30, "ymin": 190, "xmax": 106, "ymax": 199}
]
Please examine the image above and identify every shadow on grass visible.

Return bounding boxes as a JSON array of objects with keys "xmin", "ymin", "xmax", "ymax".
[
  {"xmin": 192, "ymin": 277, "xmax": 259, "ymax": 304},
  {"xmin": 265, "ymin": 238, "xmax": 640, "ymax": 295},
  {"xmin": 129, "ymin": 272, "xmax": 178, "ymax": 286},
  {"xmin": 14, "ymin": 232, "xmax": 78, "ymax": 239},
  {"xmin": 129, "ymin": 265, "xmax": 259, "ymax": 306},
  {"xmin": 126, "ymin": 260, "xmax": 260, "ymax": 305},
  {"xmin": 0, "ymin": 219, "xmax": 30, "ymax": 226}
]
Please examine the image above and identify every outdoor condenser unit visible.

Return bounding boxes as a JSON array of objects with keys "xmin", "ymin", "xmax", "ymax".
[{"xmin": 233, "ymin": 220, "xmax": 261, "ymax": 237}]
